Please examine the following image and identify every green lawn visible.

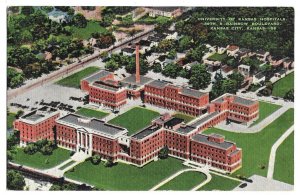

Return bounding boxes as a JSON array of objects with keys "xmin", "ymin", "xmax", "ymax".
[
  {"xmin": 108, "ymin": 107, "xmax": 160, "ymax": 135},
  {"xmin": 250, "ymin": 101, "xmax": 281, "ymax": 127},
  {"xmin": 56, "ymin": 66, "xmax": 100, "ymax": 88},
  {"xmin": 157, "ymin": 171, "xmax": 207, "ymax": 191},
  {"xmin": 11, "ymin": 147, "xmax": 70, "ymax": 169},
  {"xmin": 65, "ymin": 158, "xmax": 185, "ymax": 190},
  {"xmin": 203, "ymin": 108, "xmax": 294, "ymax": 178},
  {"xmin": 172, "ymin": 113, "xmax": 195, "ymax": 123},
  {"xmin": 272, "ymin": 72, "xmax": 294, "ymax": 97},
  {"xmin": 71, "ymin": 21, "xmax": 109, "ymax": 40},
  {"xmin": 273, "ymin": 132, "xmax": 294, "ymax": 184},
  {"xmin": 75, "ymin": 108, "xmax": 109, "ymax": 119},
  {"xmin": 207, "ymin": 53, "xmax": 227, "ymax": 61},
  {"xmin": 199, "ymin": 173, "xmax": 240, "ymax": 191},
  {"xmin": 7, "ymin": 112, "xmax": 17, "ymax": 129}
]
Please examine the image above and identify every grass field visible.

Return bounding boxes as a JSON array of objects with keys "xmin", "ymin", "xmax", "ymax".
[
  {"xmin": 207, "ymin": 53, "xmax": 227, "ymax": 61},
  {"xmin": 71, "ymin": 21, "xmax": 109, "ymax": 40},
  {"xmin": 157, "ymin": 171, "xmax": 207, "ymax": 191},
  {"xmin": 108, "ymin": 107, "xmax": 160, "ymax": 135},
  {"xmin": 172, "ymin": 113, "xmax": 195, "ymax": 123},
  {"xmin": 65, "ymin": 158, "xmax": 185, "ymax": 190},
  {"xmin": 273, "ymin": 132, "xmax": 294, "ymax": 184},
  {"xmin": 75, "ymin": 108, "xmax": 109, "ymax": 119},
  {"xmin": 250, "ymin": 101, "xmax": 281, "ymax": 127},
  {"xmin": 59, "ymin": 161, "xmax": 76, "ymax": 170},
  {"xmin": 199, "ymin": 173, "xmax": 240, "ymax": 191},
  {"xmin": 203, "ymin": 108, "xmax": 294, "ymax": 178},
  {"xmin": 56, "ymin": 66, "xmax": 100, "ymax": 88},
  {"xmin": 11, "ymin": 148, "xmax": 70, "ymax": 169},
  {"xmin": 7, "ymin": 112, "xmax": 16, "ymax": 129},
  {"xmin": 272, "ymin": 72, "xmax": 294, "ymax": 97}
]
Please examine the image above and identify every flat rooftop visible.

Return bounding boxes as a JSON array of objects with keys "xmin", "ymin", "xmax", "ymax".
[
  {"xmin": 57, "ymin": 114, "xmax": 126, "ymax": 136},
  {"xmin": 21, "ymin": 106, "xmax": 57, "ymax": 122},
  {"xmin": 132, "ymin": 125, "xmax": 162, "ymax": 140},
  {"xmin": 121, "ymin": 74, "xmax": 153, "ymax": 87},
  {"xmin": 192, "ymin": 134, "xmax": 234, "ymax": 150},
  {"xmin": 82, "ymin": 70, "xmax": 111, "ymax": 83},
  {"xmin": 91, "ymin": 80, "xmax": 122, "ymax": 92},
  {"xmin": 212, "ymin": 94, "xmax": 257, "ymax": 106},
  {"xmin": 181, "ymin": 87, "xmax": 206, "ymax": 98},
  {"xmin": 190, "ymin": 112, "xmax": 220, "ymax": 128},
  {"xmin": 176, "ymin": 125, "xmax": 196, "ymax": 134},
  {"xmin": 164, "ymin": 117, "xmax": 184, "ymax": 128},
  {"xmin": 146, "ymin": 80, "xmax": 170, "ymax": 89}
]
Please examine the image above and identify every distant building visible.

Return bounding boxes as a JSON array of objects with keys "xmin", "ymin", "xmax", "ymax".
[
  {"xmin": 148, "ymin": 7, "xmax": 183, "ymax": 18},
  {"xmin": 274, "ymin": 69, "xmax": 286, "ymax": 78},
  {"xmin": 238, "ymin": 64, "xmax": 251, "ymax": 77},
  {"xmin": 226, "ymin": 45, "xmax": 239, "ymax": 56},
  {"xmin": 256, "ymin": 50, "xmax": 270, "ymax": 62},
  {"xmin": 253, "ymin": 72, "xmax": 265, "ymax": 84},
  {"xmin": 47, "ymin": 10, "xmax": 70, "ymax": 23},
  {"xmin": 13, "ymin": 107, "xmax": 60, "ymax": 146}
]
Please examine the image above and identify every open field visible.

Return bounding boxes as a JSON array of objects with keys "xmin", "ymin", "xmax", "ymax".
[
  {"xmin": 272, "ymin": 72, "xmax": 294, "ymax": 97},
  {"xmin": 7, "ymin": 112, "xmax": 17, "ymax": 129},
  {"xmin": 250, "ymin": 101, "xmax": 281, "ymax": 127},
  {"xmin": 55, "ymin": 66, "xmax": 100, "ymax": 88},
  {"xmin": 273, "ymin": 132, "xmax": 294, "ymax": 184},
  {"xmin": 203, "ymin": 108, "xmax": 294, "ymax": 178},
  {"xmin": 199, "ymin": 173, "xmax": 240, "ymax": 191},
  {"xmin": 75, "ymin": 108, "xmax": 109, "ymax": 119},
  {"xmin": 172, "ymin": 113, "xmax": 195, "ymax": 123},
  {"xmin": 65, "ymin": 158, "xmax": 185, "ymax": 190},
  {"xmin": 157, "ymin": 171, "xmax": 207, "ymax": 191},
  {"xmin": 11, "ymin": 148, "xmax": 70, "ymax": 169},
  {"xmin": 207, "ymin": 53, "xmax": 227, "ymax": 61},
  {"xmin": 71, "ymin": 21, "xmax": 109, "ymax": 40},
  {"xmin": 108, "ymin": 107, "xmax": 160, "ymax": 135}
]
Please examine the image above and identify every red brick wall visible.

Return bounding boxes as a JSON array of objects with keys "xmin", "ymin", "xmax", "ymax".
[{"xmin": 14, "ymin": 113, "xmax": 59, "ymax": 144}]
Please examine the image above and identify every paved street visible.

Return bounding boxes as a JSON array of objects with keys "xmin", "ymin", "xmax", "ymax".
[{"xmin": 233, "ymin": 175, "xmax": 293, "ymax": 191}]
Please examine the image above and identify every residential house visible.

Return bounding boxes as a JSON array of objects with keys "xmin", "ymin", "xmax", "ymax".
[
  {"xmin": 226, "ymin": 45, "xmax": 239, "ymax": 56},
  {"xmin": 253, "ymin": 72, "xmax": 266, "ymax": 85},
  {"xmin": 238, "ymin": 64, "xmax": 251, "ymax": 77}
]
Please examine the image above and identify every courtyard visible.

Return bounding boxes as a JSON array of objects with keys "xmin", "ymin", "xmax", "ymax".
[
  {"xmin": 250, "ymin": 101, "xmax": 281, "ymax": 127},
  {"xmin": 272, "ymin": 72, "xmax": 294, "ymax": 97},
  {"xmin": 75, "ymin": 107, "xmax": 109, "ymax": 119},
  {"xmin": 108, "ymin": 107, "xmax": 160, "ymax": 135}
]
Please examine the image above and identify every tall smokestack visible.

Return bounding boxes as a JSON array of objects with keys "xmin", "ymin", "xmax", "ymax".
[{"xmin": 135, "ymin": 43, "xmax": 140, "ymax": 83}]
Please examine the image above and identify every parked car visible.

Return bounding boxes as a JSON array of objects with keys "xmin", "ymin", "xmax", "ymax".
[{"xmin": 239, "ymin": 183, "xmax": 247, "ymax": 188}]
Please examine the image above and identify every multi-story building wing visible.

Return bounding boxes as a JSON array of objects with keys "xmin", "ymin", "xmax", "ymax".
[
  {"xmin": 13, "ymin": 106, "xmax": 60, "ymax": 146},
  {"xmin": 144, "ymin": 80, "xmax": 209, "ymax": 116}
]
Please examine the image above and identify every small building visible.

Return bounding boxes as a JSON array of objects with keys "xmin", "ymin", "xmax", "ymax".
[
  {"xmin": 253, "ymin": 72, "xmax": 266, "ymax": 85},
  {"xmin": 274, "ymin": 69, "xmax": 286, "ymax": 78},
  {"xmin": 148, "ymin": 7, "xmax": 183, "ymax": 18},
  {"xmin": 238, "ymin": 64, "xmax": 251, "ymax": 77},
  {"xmin": 47, "ymin": 10, "xmax": 70, "ymax": 23},
  {"xmin": 256, "ymin": 50, "xmax": 270, "ymax": 62},
  {"xmin": 226, "ymin": 45, "xmax": 239, "ymax": 56},
  {"xmin": 236, "ymin": 48, "xmax": 252, "ymax": 59},
  {"xmin": 122, "ymin": 47, "xmax": 136, "ymax": 56}
]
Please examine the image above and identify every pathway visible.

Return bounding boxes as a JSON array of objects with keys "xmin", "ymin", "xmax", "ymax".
[
  {"xmin": 267, "ymin": 125, "xmax": 294, "ymax": 179},
  {"xmin": 149, "ymin": 168, "xmax": 211, "ymax": 191}
]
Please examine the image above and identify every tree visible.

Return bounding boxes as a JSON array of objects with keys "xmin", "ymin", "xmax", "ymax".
[
  {"xmin": 158, "ymin": 146, "xmax": 169, "ymax": 159},
  {"xmin": 162, "ymin": 63, "xmax": 181, "ymax": 79},
  {"xmin": 104, "ymin": 158, "xmax": 114, "ymax": 167},
  {"xmin": 7, "ymin": 170, "xmax": 26, "ymax": 190},
  {"xmin": 157, "ymin": 39, "xmax": 175, "ymax": 53},
  {"xmin": 21, "ymin": 6, "xmax": 34, "ymax": 15},
  {"xmin": 40, "ymin": 145, "xmax": 54, "ymax": 155},
  {"xmin": 91, "ymin": 154, "xmax": 101, "ymax": 165},
  {"xmin": 15, "ymin": 110, "xmax": 24, "ymax": 119},
  {"xmin": 7, "ymin": 131, "xmax": 20, "ymax": 150},
  {"xmin": 178, "ymin": 35, "xmax": 193, "ymax": 52},
  {"xmin": 189, "ymin": 64, "xmax": 211, "ymax": 90},
  {"xmin": 73, "ymin": 14, "xmax": 87, "ymax": 28},
  {"xmin": 24, "ymin": 143, "xmax": 38, "ymax": 155},
  {"xmin": 228, "ymin": 71, "xmax": 244, "ymax": 89},
  {"xmin": 105, "ymin": 60, "xmax": 119, "ymax": 71},
  {"xmin": 50, "ymin": 184, "xmax": 62, "ymax": 191},
  {"xmin": 7, "ymin": 68, "xmax": 25, "ymax": 89},
  {"xmin": 152, "ymin": 63, "xmax": 162, "ymax": 73},
  {"xmin": 284, "ymin": 89, "xmax": 294, "ymax": 101},
  {"xmin": 179, "ymin": 68, "xmax": 190, "ymax": 79},
  {"xmin": 185, "ymin": 45, "xmax": 207, "ymax": 63}
]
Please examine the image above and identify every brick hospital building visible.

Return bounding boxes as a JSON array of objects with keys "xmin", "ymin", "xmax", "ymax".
[{"xmin": 14, "ymin": 94, "xmax": 257, "ymax": 173}]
